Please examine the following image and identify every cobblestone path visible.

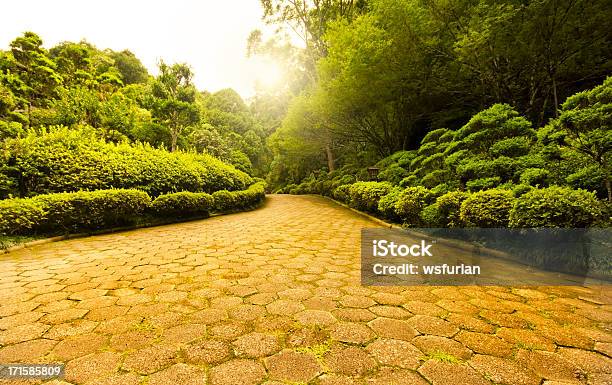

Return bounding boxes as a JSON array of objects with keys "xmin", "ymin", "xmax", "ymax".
[{"xmin": 0, "ymin": 195, "xmax": 610, "ymax": 385}]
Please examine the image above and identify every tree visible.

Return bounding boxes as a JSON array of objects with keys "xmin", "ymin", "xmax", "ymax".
[
  {"xmin": 109, "ymin": 50, "xmax": 149, "ymax": 85},
  {"xmin": 549, "ymin": 77, "xmax": 612, "ymax": 201},
  {"xmin": 2, "ymin": 32, "xmax": 63, "ymax": 129},
  {"xmin": 150, "ymin": 61, "xmax": 199, "ymax": 151}
]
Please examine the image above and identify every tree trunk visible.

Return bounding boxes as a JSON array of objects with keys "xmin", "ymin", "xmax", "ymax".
[
  {"xmin": 605, "ymin": 175, "xmax": 611, "ymax": 202},
  {"xmin": 325, "ymin": 144, "xmax": 335, "ymax": 172},
  {"xmin": 324, "ymin": 128, "xmax": 335, "ymax": 172},
  {"xmin": 170, "ymin": 130, "xmax": 178, "ymax": 152},
  {"xmin": 552, "ymin": 76, "xmax": 559, "ymax": 117}
]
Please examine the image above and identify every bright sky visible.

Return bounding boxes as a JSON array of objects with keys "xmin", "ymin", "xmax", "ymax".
[{"xmin": 0, "ymin": 0, "xmax": 284, "ymax": 99}]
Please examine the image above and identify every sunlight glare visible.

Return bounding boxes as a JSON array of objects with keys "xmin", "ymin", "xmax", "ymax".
[{"xmin": 252, "ymin": 57, "xmax": 284, "ymax": 90}]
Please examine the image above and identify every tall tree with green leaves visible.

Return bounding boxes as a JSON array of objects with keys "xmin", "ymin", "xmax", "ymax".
[
  {"xmin": 1, "ymin": 32, "xmax": 62, "ymax": 129},
  {"xmin": 150, "ymin": 61, "xmax": 199, "ymax": 151}
]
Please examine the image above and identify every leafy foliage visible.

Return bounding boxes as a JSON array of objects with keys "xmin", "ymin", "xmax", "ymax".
[
  {"xmin": 460, "ymin": 189, "xmax": 515, "ymax": 227},
  {"xmin": 0, "ymin": 126, "xmax": 252, "ymax": 198},
  {"xmin": 509, "ymin": 186, "xmax": 604, "ymax": 228}
]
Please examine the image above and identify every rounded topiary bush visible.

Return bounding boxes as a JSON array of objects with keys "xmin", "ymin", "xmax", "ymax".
[
  {"xmin": 333, "ymin": 184, "xmax": 351, "ymax": 203},
  {"xmin": 433, "ymin": 191, "xmax": 470, "ymax": 227},
  {"xmin": 347, "ymin": 182, "xmax": 394, "ymax": 213},
  {"xmin": 509, "ymin": 186, "xmax": 604, "ymax": 228},
  {"xmin": 378, "ymin": 187, "xmax": 402, "ymax": 220},
  {"xmin": 519, "ymin": 168, "xmax": 549, "ymax": 187},
  {"xmin": 393, "ymin": 186, "xmax": 433, "ymax": 226},
  {"xmin": 460, "ymin": 189, "xmax": 515, "ymax": 227}
]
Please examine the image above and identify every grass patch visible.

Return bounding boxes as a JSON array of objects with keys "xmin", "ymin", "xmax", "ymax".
[
  {"xmin": 295, "ymin": 338, "xmax": 333, "ymax": 360},
  {"xmin": 422, "ymin": 351, "xmax": 461, "ymax": 364},
  {"xmin": 0, "ymin": 235, "xmax": 44, "ymax": 250},
  {"xmin": 515, "ymin": 342, "xmax": 544, "ymax": 351}
]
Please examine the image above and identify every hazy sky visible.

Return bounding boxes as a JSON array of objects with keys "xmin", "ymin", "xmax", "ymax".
[{"xmin": 0, "ymin": 0, "xmax": 283, "ymax": 99}]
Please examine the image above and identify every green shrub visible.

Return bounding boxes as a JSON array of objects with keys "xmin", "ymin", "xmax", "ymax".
[
  {"xmin": 378, "ymin": 187, "xmax": 402, "ymax": 220},
  {"xmin": 1, "ymin": 126, "xmax": 252, "ymax": 198},
  {"xmin": 378, "ymin": 164, "xmax": 409, "ymax": 185},
  {"xmin": 230, "ymin": 182, "xmax": 266, "ymax": 210},
  {"xmin": 0, "ymin": 189, "xmax": 151, "ymax": 235},
  {"xmin": 151, "ymin": 192, "xmax": 213, "ymax": 218},
  {"xmin": 35, "ymin": 189, "xmax": 151, "ymax": 231},
  {"xmin": 430, "ymin": 183, "xmax": 456, "ymax": 197},
  {"xmin": 433, "ymin": 191, "xmax": 470, "ymax": 227},
  {"xmin": 333, "ymin": 184, "xmax": 351, "ymax": 203},
  {"xmin": 490, "ymin": 137, "xmax": 531, "ymax": 157},
  {"xmin": 421, "ymin": 169, "xmax": 450, "ymax": 188},
  {"xmin": 512, "ymin": 184, "xmax": 533, "ymax": 197},
  {"xmin": 466, "ymin": 177, "xmax": 501, "ymax": 192},
  {"xmin": 212, "ymin": 190, "xmax": 235, "ymax": 212},
  {"xmin": 509, "ymin": 186, "xmax": 604, "ymax": 227},
  {"xmin": 0, "ymin": 198, "xmax": 46, "ymax": 235},
  {"xmin": 399, "ymin": 175, "xmax": 418, "ymax": 188},
  {"xmin": 393, "ymin": 186, "xmax": 433, "ymax": 226},
  {"xmin": 460, "ymin": 189, "xmax": 515, "ymax": 227},
  {"xmin": 348, "ymin": 182, "xmax": 394, "ymax": 213},
  {"xmin": 566, "ymin": 165, "xmax": 606, "ymax": 198},
  {"xmin": 420, "ymin": 203, "xmax": 442, "ymax": 227},
  {"xmin": 519, "ymin": 168, "xmax": 549, "ymax": 186}
]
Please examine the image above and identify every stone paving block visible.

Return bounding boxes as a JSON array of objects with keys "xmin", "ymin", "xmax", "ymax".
[
  {"xmin": 407, "ymin": 315, "xmax": 459, "ymax": 337},
  {"xmin": 50, "ymin": 333, "xmax": 108, "ymax": 361},
  {"xmin": 455, "ymin": 331, "xmax": 513, "ymax": 357},
  {"xmin": 295, "ymin": 310, "xmax": 337, "ymax": 327},
  {"xmin": 331, "ymin": 322, "xmax": 375, "ymax": 344},
  {"xmin": 265, "ymin": 350, "xmax": 322, "ymax": 382},
  {"xmin": 147, "ymin": 363, "xmax": 206, "ymax": 385},
  {"xmin": 368, "ymin": 305, "xmax": 411, "ymax": 319},
  {"xmin": 365, "ymin": 339, "xmax": 423, "ymax": 369},
  {"xmin": 412, "ymin": 335, "xmax": 473, "ymax": 360},
  {"xmin": 558, "ymin": 347, "xmax": 612, "ymax": 374},
  {"xmin": 368, "ymin": 317, "xmax": 419, "ymax": 341},
  {"xmin": 209, "ymin": 359, "xmax": 266, "ymax": 385},
  {"xmin": 468, "ymin": 354, "xmax": 541, "ymax": 385},
  {"xmin": 0, "ymin": 323, "xmax": 50, "ymax": 344},
  {"xmin": 418, "ymin": 359, "xmax": 490, "ymax": 385},
  {"xmin": 325, "ymin": 345, "xmax": 378, "ymax": 377},
  {"xmin": 233, "ymin": 332, "xmax": 280, "ymax": 357},
  {"xmin": 365, "ymin": 366, "xmax": 429, "ymax": 385},
  {"xmin": 64, "ymin": 351, "xmax": 121, "ymax": 384},
  {"xmin": 0, "ymin": 338, "xmax": 57, "ymax": 363},
  {"xmin": 515, "ymin": 349, "xmax": 586, "ymax": 383},
  {"xmin": 121, "ymin": 344, "xmax": 177, "ymax": 374},
  {"xmin": 161, "ymin": 323, "xmax": 206, "ymax": 345},
  {"xmin": 183, "ymin": 339, "xmax": 231, "ymax": 364}
]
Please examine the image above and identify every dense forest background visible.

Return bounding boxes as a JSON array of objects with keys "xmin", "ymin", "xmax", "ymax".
[{"xmin": 1, "ymin": 0, "xmax": 611, "ymax": 201}]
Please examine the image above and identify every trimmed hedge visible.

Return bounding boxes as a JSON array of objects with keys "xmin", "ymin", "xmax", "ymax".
[
  {"xmin": 460, "ymin": 189, "xmax": 515, "ymax": 227},
  {"xmin": 509, "ymin": 186, "xmax": 604, "ymax": 227},
  {"xmin": 0, "ymin": 198, "xmax": 46, "ymax": 235},
  {"xmin": 35, "ymin": 189, "xmax": 152, "ymax": 231},
  {"xmin": 151, "ymin": 192, "xmax": 213, "ymax": 218},
  {"xmin": 0, "ymin": 182, "xmax": 267, "ymax": 236},
  {"xmin": 1, "ymin": 127, "xmax": 253, "ymax": 198},
  {"xmin": 0, "ymin": 189, "xmax": 150, "ymax": 235}
]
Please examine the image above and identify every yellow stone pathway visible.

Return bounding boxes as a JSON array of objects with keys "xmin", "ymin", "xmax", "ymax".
[{"xmin": 0, "ymin": 195, "xmax": 610, "ymax": 385}]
